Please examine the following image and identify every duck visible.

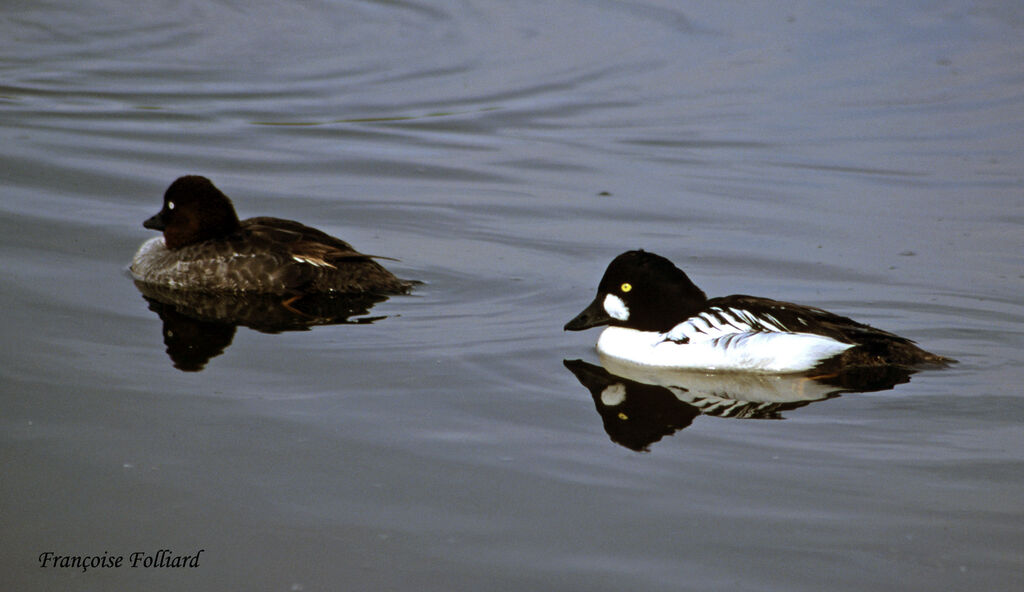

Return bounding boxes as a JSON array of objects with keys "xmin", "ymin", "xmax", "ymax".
[
  {"xmin": 564, "ymin": 250, "xmax": 953, "ymax": 374},
  {"xmin": 130, "ymin": 175, "xmax": 411, "ymax": 295}
]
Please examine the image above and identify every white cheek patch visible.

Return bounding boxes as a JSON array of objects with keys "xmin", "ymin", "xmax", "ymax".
[
  {"xmin": 600, "ymin": 383, "xmax": 627, "ymax": 406},
  {"xmin": 603, "ymin": 293, "xmax": 630, "ymax": 321}
]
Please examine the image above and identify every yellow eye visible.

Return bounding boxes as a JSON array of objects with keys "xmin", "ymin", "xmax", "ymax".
[{"xmin": 620, "ymin": 282, "xmax": 632, "ymax": 293}]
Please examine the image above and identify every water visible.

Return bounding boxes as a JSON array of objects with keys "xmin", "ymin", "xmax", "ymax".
[{"xmin": 2, "ymin": 1, "xmax": 1023, "ymax": 590}]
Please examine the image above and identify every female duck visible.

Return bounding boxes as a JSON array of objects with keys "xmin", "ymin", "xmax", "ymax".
[
  {"xmin": 564, "ymin": 250, "xmax": 952, "ymax": 373},
  {"xmin": 131, "ymin": 176, "xmax": 410, "ymax": 294}
]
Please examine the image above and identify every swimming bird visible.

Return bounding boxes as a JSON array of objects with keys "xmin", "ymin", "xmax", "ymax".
[
  {"xmin": 564, "ymin": 250, "xmax": 952, "ymax": 373},
  {"xmin": 131, "ymin": 176, "xmax": 410, "ymax": 295}
]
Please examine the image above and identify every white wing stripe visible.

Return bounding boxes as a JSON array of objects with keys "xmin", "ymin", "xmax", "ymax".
[{"xmin": 671, "ymin": 307, "xmax": 808, "ymax": 339}]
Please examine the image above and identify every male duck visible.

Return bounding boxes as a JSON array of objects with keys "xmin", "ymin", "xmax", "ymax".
[{"xmin": 564, "ymin": 250, "xmax": 952, "ymax": 373}]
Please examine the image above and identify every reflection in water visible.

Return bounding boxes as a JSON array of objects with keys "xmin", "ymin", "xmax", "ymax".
[
  {"xmin": 135, "ymin": 282, "xmax": 391, "ymax": 371},
  {"xmin": 564, "ymin": 357, "xmax": 920, "ymax": 452}
]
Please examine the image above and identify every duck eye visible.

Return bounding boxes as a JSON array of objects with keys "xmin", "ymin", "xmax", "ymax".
[
  {"xmin": 620, "ymin": 282, "xmax": 632, "ymax": 293},
  {"xmin": 167, "ymin": 201, "xmax": 175, "ymax": 210}
]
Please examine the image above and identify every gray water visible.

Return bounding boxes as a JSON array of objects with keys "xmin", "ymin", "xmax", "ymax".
[{"xmin": 2, "ymin": 1, "xmax": 1023, "ymax": 590}]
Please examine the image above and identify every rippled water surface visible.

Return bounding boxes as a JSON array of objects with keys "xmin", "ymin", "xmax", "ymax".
[{"xmin": 3, "ymin": 1, "xmax": 1023, "ymax": 590}]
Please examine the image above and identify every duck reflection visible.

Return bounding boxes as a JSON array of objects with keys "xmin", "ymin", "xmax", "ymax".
[
  {"xmin": 135, "ymin": 282, "xmax": 391, "ymax": 371},
  {"xmin": 564, "ymin": 356, "xmax": 919, "ymax": 452}
]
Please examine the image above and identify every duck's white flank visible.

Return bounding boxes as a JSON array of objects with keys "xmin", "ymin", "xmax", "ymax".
[{"xmin": 596, "ymin": 324, "xmax": 854, "ymax": 373}]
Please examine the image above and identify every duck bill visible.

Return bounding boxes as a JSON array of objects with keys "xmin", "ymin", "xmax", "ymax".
[
  {"xmin": 143, "ymin": 210, "xmax": 166, "ymax": 231},
  {"xmin": 564, "ymin": 296, "xmax": 612, "ymax": 331}
]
